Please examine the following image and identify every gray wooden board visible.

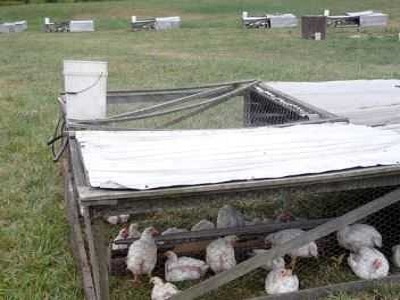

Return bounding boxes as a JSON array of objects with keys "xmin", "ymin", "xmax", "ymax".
[
  {"xmin": 64, "ymin": 162, "xmax": 97, "ymax": 300},
  {"xmin": 91, "ymin": 217, "xmax": 110, "ymax": 300},
  {"xmin": 171, "ymin": 187, "xmax": 400, "ymax": 300},
  {"xmin": 248, "ymin": 273, "xmax": 400, "ymax": 300},
  {"xmin": 114, "ymin": 218, "xmax": 331, "ymax": 246}
]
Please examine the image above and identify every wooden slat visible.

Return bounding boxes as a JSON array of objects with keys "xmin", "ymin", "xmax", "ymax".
[
  {"xmin": 64, "ymin": 160, "xmax": 97, "ymax": 300},
  {"xmin": 92, "ymin": 218, "xmax": 110, "ymax": 300},
  {"xmin": 171, "ymin": 187, "xmax": 400, "ymax": 300},
  {"xmin": 115, "ymin": 218, "xmax": 331, "ymax": 246},
  {"xmin": 248, "ymin": 273, "xmax": 400, "ymax": 300},
  {"xmin": 82, "ymin": 208, "xmax": 103, "ymax": 300},
  {"xmin": 73, "ymin": 164, "xmax": 400, "ymax": 205}
]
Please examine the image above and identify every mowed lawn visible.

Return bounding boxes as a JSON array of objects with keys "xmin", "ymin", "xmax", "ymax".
[{"xmin": 1, "ymin": 0, "xmax": 400, "ymax": 299}]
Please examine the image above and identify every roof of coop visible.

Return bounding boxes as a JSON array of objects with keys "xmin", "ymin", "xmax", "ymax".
[
  {"xmin": 267, "ymin": 79, "xmax": 400, "ymax": 133},
  {"xmin": 75, "ymin": 123, "xmax": 400, "ymax": 190}
]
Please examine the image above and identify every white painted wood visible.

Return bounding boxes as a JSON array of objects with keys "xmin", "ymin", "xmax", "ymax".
[
  {"xmin": 359, "ymin": 13, "xmax": 388, "ymax": 27},
  {"xmin": 346, "ymin": 10, "xmax": 376, "ymax": 17},
  {"xmin": 154, "ymin": 17, "xmax": 181, "ymax": 30},
  {"xmin": 268, "ymin": 14, "xmax": 297, "ymax": 28},
  {"xmin": 69, "ymin": 20, "xmax": 95, "ymax": 32},
  {"xmin": 0, "ymin": 20, "xmax": 27, "ymax": 33},
  {"xmin": 63, "ymin": 60, "xmax": 107, "ymax": 120},
  {"xmin": 75, "ymin": 123, "xmax": 400, "ymax": 190}
]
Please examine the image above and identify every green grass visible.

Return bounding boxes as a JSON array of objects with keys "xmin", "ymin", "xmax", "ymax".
[{"xmin": 1, "ymin": 0, "xmax": 400, "ymax": 299}]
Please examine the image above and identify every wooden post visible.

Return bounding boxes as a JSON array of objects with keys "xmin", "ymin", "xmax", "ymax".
[
  {"xmin": 64, "ymin": 162, "xmax": 97, "ymax": 300},
  {"xmin": 92, "ymin": 216, "xmax": 110, "ymax": 300},
  {"xmin": 82, "ymin": 209, "xmax": 110, "ymax": 300},
  {"xmin": 171, "ymin": 187, "xmax": 400, "ymax": 300}
]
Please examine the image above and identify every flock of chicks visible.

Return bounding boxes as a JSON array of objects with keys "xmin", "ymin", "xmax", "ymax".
[{"xmin": 107, "ymin": 206, "xmax": 400, "ymax": 300}]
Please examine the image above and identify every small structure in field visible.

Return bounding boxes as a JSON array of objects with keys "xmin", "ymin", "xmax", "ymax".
[
  {"xmin": 131, "ymin": 15, "xmax": 181, "ymax": 31},
  {"xmin": 326, "ymin": 10, "xmax": 388, "ymax": 28},
  {"xmin": 43, "ymin": 17, "xmax": 69, "ymax": 32},
  {"xmin": 43, "ymin": 18, "xmax": 95, "ymax": 32},
  {"xmin": 242, "ymin": 11, "xmax": 298, "ymax": 29},
  {"xmin": 69, "ymin": 20, "xmax": 95, "ymax": 32},
  {"xmin": 0, "ymin": 20, "xmax": 27, "ymax": 33}
]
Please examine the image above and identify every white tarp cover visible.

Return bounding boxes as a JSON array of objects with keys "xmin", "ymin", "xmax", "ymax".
[
  {"xmin": 75, "ymin": 123, "xmax": 400, "ymax": 190},
  {"xmin": 267, "ymin": 80, "xmax": 400, "ymax": 131}
]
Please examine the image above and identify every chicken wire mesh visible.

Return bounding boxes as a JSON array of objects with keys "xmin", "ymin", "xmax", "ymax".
[
  {"xmin": 105, "ymin": 185, "xmax": 400, "ymax": 299},
  {"xmin": 70, "ymin": 83, "xmax": 324, "ymax": 131}
]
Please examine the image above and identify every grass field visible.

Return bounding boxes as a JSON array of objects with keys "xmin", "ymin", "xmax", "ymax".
[{"xmin": 1, "ymin": 0, "xmax": 400, "ymax": 299}]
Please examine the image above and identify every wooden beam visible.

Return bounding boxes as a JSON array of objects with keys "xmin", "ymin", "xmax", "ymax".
[
  {"xmin": 171, "ymin": 187, "xmax": 400, "ymax": 300},
  {"xmin": 64, "ymin": 161, "xmax": 97, "ymax": 300},
  {"xmin": 115, "ymin": 218, "xmax": 331, "ymax": 246},
  {"xmin": 91, "ymin": 217, "xmax": 110, "ymax": 300},
  {"xmin": 248, "ymin": 274, "xmax": 400, "ymax": 300}
]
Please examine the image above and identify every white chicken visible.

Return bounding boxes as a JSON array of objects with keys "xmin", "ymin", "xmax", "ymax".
[
  {"xmin": 150, "ymin": 276, "xmax": 179, "ymax": 300},
  {"xmin": 337, "ymin": 223, "xmax": 382, "ymax": 252},
  {"xmin": 252, "ymin": 249, "xmax": 286, "ymax": 271},
  {"xmin": 206, "ymin": 235, "xmax": 238, "ymax": 273},
  {"xmin": 217, "ymin": 205, "xmax": 245, "ymax": 228},
  {"xmin": 164, "ymin": 250, "xmax": 209, "ymax": 282},
  {"xmin": 126, "ymin": 226, "xmax": 158, "ymax": 283},
  {"xmin": 161, "ymin": 227, "xmax": 188, "ymax": 235},
  {"xmin": 105, "ymin": 214, "xmax": 130, "ymax": 225},
  {"xmin": 265, "ymin": 229, "xmax": 318, "ymax": 269},
  {"xmin": 265, "ymin": 265, "xmax": 299, "ymax": 295},
  {"xmin": 392, "ymin": 245, "xmax": 400, "ymax": 268},
  {"xmin": 191, "ymin": 219, "xmax": 215, "ymax": 231},
  {"xmin": 112, "ymin": 223, "xmax": 141, "ymax": 251},
  {"xmin": 348, "ymin": 247, "xmax": 389, "ymax": 279}
]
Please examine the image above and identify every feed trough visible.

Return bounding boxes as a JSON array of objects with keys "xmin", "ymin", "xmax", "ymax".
[{"xmin": 53, "ymin": 61, "xmax": 400, "ymax": 300}]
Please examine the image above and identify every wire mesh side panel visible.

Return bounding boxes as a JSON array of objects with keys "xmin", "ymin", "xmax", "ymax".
[
  {"xmin": 106, "ymin": 94, "xmax": 245, "ymax": 130},
  {"xmin": 106, "ymin": 185, "xmax": 400, "ymax": 299},
  {"xmin": 103, "ymin": 85, "xmax": 321, "ymax": 130},
  {"xmin": 244, "ymin": 87, "xmax": 314, "ymax": 127}
]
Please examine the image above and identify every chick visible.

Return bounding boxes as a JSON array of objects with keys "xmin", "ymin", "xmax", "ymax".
[
  {"xmin": 126, "ymin": 226, "xmax": 158, "ymax": 284},
  {"xmin": 265, "ymin": 229, "xmax": 318, "ymax": 270},
  {"xmin": 150, "ymin": 276, "xmax": 179, "ymax": 300},
  {"xmin": 164, "ymin": 250, "xmax": 209, "ymax": 282},
  {"xmin": 217, "ymin": 205, "xmax": 245, "ymax": 228},
  {"xmin": 265, "ymin": 265, "xmax": 299, "ymax": 295},
  {"xmin": 206, "ymin": 235, "xmax": 238, "ymax": 273},
  {"xmin": 337, "ymin": 223, "xmax": 382, "ymax": 252},
  {"xmin": 348, "ymin": 247, "xmax": 389, "ymax": 280}
]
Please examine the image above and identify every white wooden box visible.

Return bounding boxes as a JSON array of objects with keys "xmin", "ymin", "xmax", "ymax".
[
  {"xmin": 269, "ymin": 14, "xmax": 298, "ymax": 28},
  {"xmin": 155, "ymin": 16, "xmax": 181, "ymax": 30},
  {"xmin": 69, "ymin": 20, "xmax": 95, "ymax": 32}
]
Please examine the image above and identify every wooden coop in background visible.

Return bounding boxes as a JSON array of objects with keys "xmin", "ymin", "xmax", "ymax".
[{"xmin": 52, "ymin": 61, "xmax": 400, "ymax": 300}]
